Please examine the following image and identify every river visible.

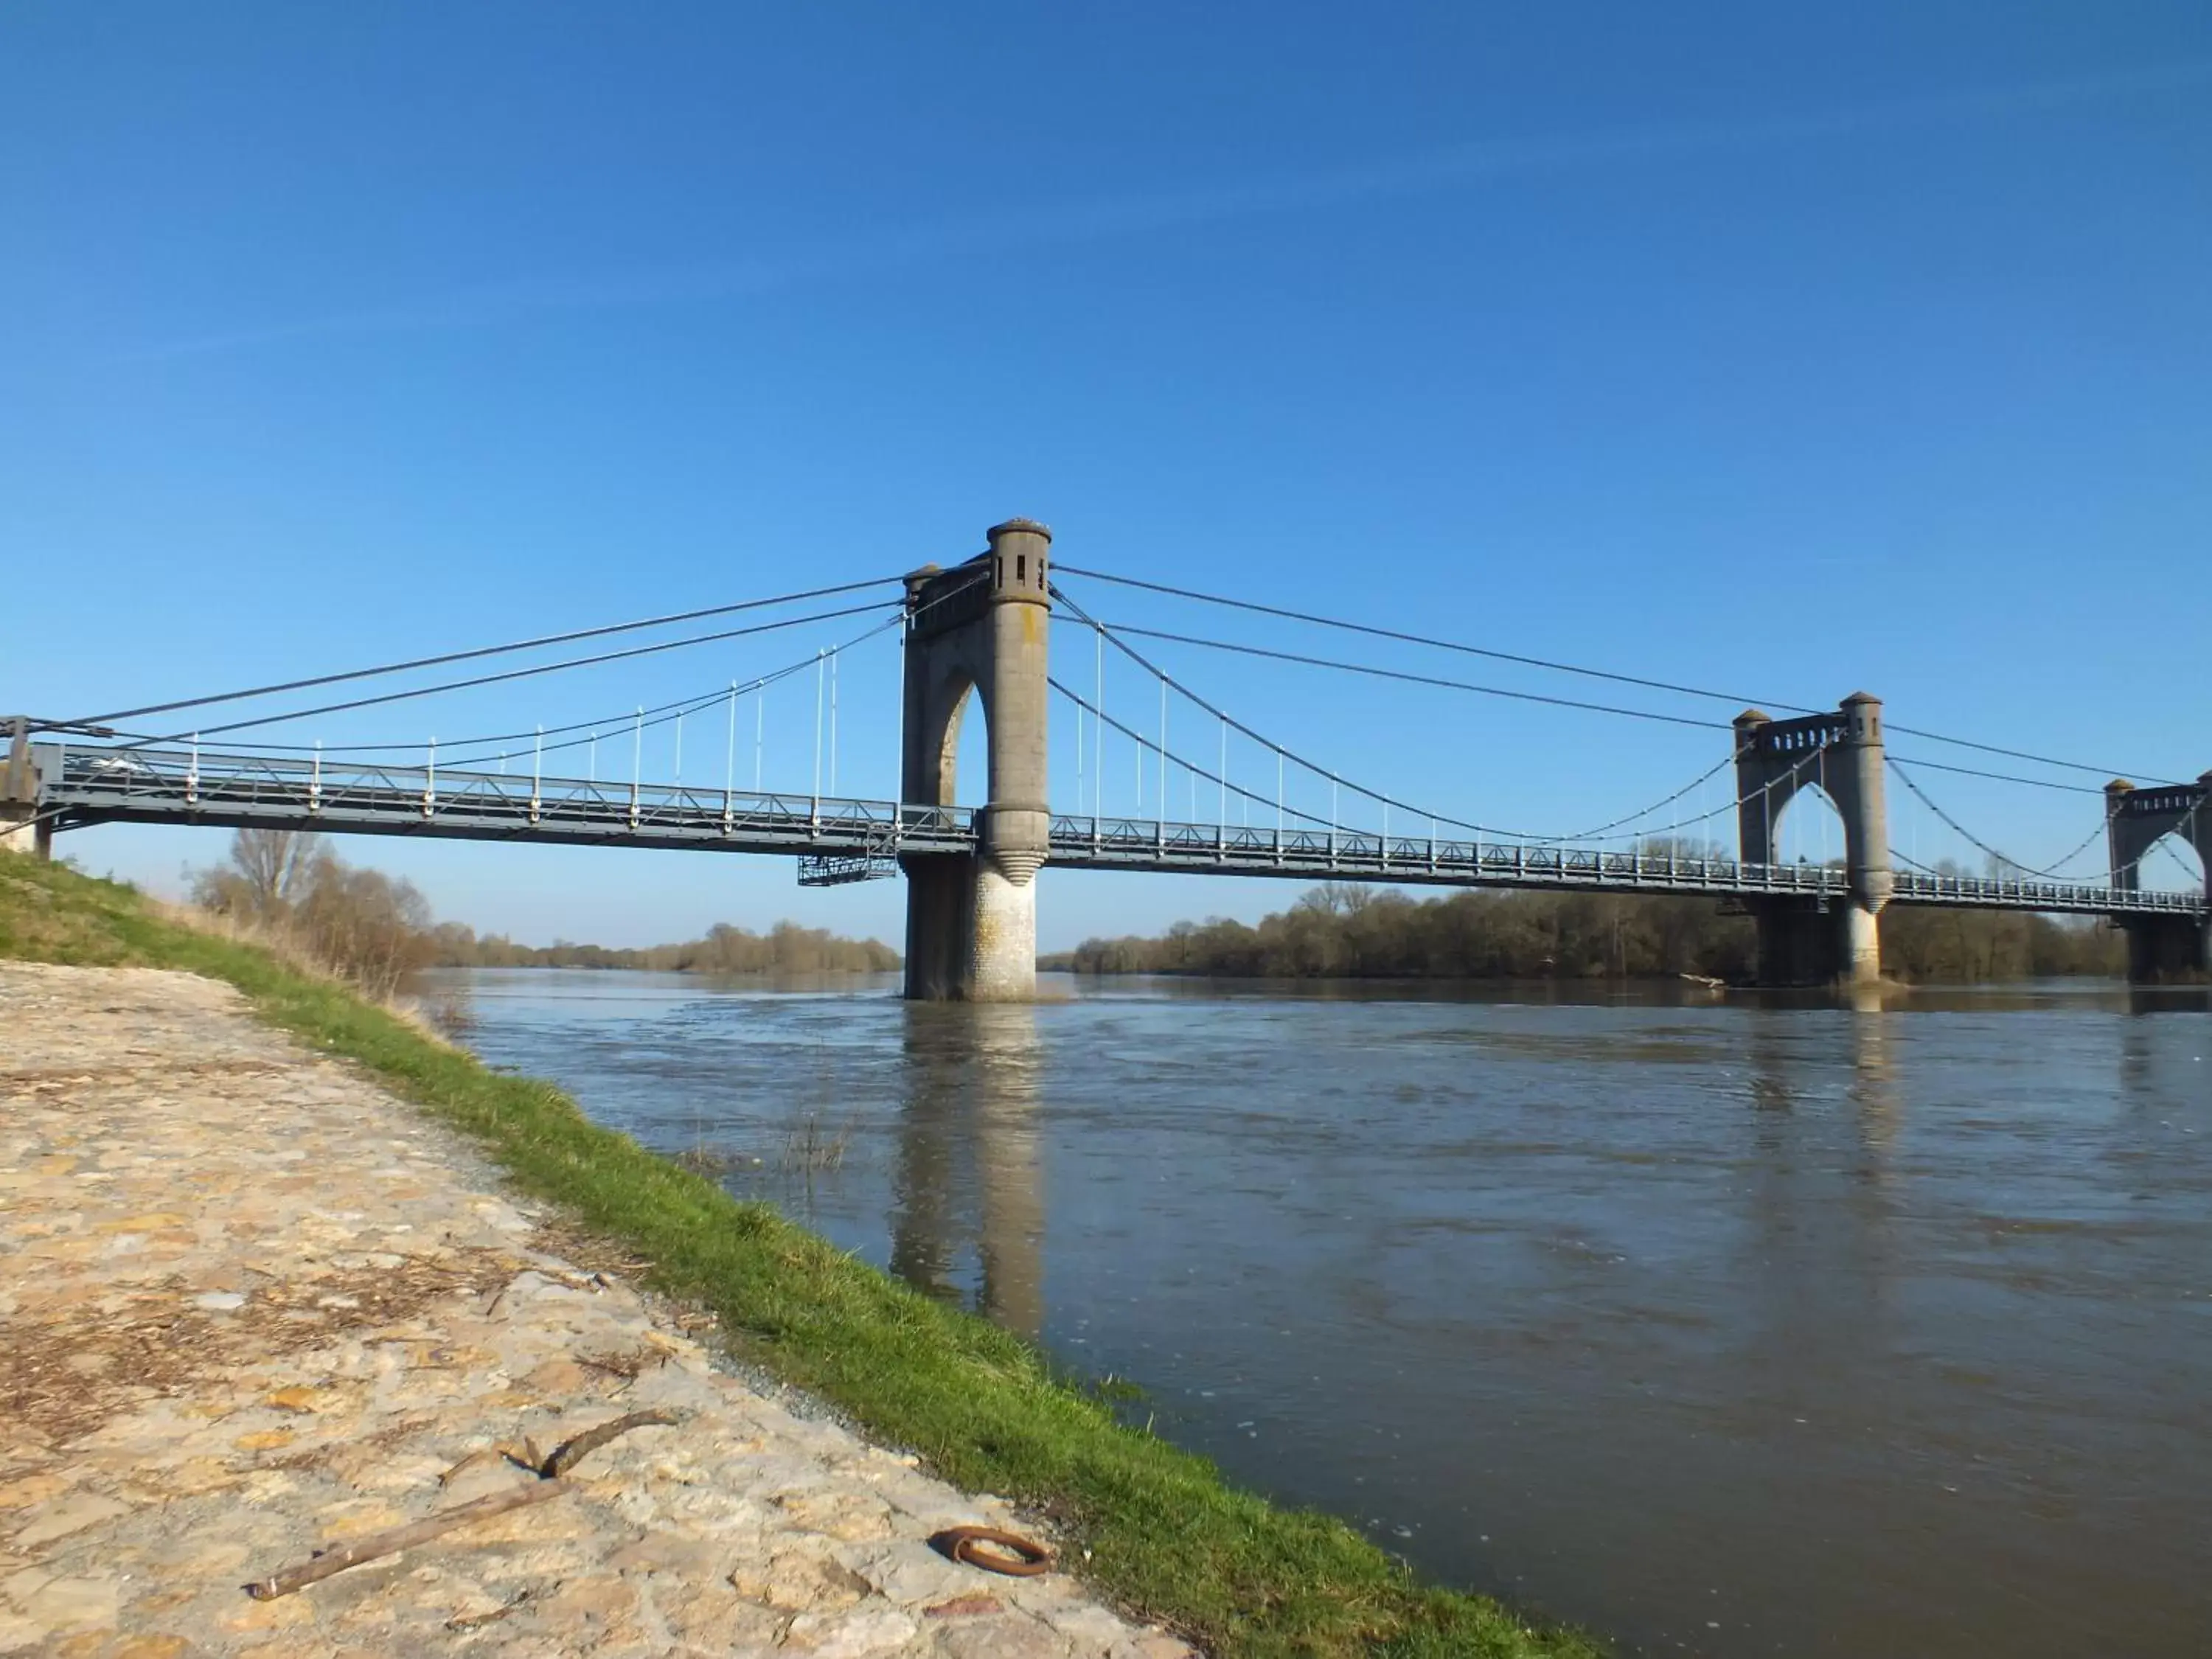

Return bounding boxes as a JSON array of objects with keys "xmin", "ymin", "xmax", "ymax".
[{"xmin": 424, "ymin": 967, "xmax": 2211, "ymax": 1657}]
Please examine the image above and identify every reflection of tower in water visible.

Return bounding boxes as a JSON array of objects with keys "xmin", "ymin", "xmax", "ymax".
[
  {"xmin": 2119, "ymin": 984, "xmax": 2209, "ymax": 1091},
  {"xmin": 890, "ymin": 1003, "xmax": 1046, "ymax": 1340},
  {"xmin": 1847, "ymin": 985, "xmax": 1900, "ymax": 1162},
  {"xmin": 1744, "ymin": 992, "xmax": 1902, "ymax": 1169},
  {"xmin": 1736, "ymin": 998, "xmax": 1907, "ymax": 1404}
]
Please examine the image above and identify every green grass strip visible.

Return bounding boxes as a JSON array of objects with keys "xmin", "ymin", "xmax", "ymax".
[{"xmin": 0, "ymin": 856, "xmax": 1602, "ymax": 1658}]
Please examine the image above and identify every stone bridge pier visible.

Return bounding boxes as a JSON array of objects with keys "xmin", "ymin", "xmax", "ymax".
[
  {"xmin": 898, "ymin": 520, "xmax": 1053, "ymax": 1001},
  {"xmin": 2105, "ymin": 776, "xmax": 2212, "ymax": 982},
  {"xmin": 1733, "ymin": 695, "xmax": 1892, "ymax": 987}
]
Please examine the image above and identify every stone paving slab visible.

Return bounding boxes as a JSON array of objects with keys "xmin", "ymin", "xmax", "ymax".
[{"xmin": 0, "ymin": 964, "xmax": 1195, "ymax": 1658}]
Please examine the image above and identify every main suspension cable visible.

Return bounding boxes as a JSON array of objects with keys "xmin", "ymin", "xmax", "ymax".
[
  {"xmin": 1887, "ymin": 757, "xmax": 2111, "ymax": 881},
  {"xmin": 339, "ymin": 569, "xmax": 986, "ymax": 771},
  {"xmin": 84, "ymin": 571, "xmax": 986, "ymax": 775},
  {"xmin": 1052, "ymin": 565, "xmax": 2166, "ymax": 782},
  {"xmin": 1051, "ymin": 565, "xmax": 1812, "ymax": 715},
  {"xmin": 1054, "ymin": 616, "xmax": 1733, "ymax": 734},
  {"xmin": 112, "ymin": 599, "xmax": 897, "ymax": 753},
  {"xmin": 1562, "ymin": 748, "xmax": 1745, "ymax": 843},
  {"xmin": 432, "ymin": 609, "xmax": 911, "ymax": 775},
  {"xmin": 1051, "ymin": 581, "xmax": 1829, "ymax": 846},
  {"xmin": 66, "ymin": 574, "xmax": 905, "ymax": 728},
  {"xmin": 1882, "ymin": 723, "xmax": 2150, "ymax": 783},
  {"xmin": 1048, "ymin": 678, "xmax": 1337, "ymax": 834},
  {"xmin": 1881, "ymin": 754, "xmax": 2107, "ymax": 796},
  {"xmin": 1052, "ymin": 674, "xmax": 1826, "ymax": 848},
  {"xmin": 1051, "ymin": 582, "xmax": 1545, "ymax": 837}
]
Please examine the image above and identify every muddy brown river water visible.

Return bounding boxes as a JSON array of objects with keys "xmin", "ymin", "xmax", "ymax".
[{"xmin": 430, "ymin": 968, "xmax": 2212, "ymax": 1657}]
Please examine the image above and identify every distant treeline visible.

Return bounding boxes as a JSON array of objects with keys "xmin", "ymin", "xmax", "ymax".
[
  {"xmin": 427, "ymin": 919, "xmax": 900, "ymax": 974},
  {"xmin": 189, "ymin": 829, "xmax": 898, "ymax": 990},
  {"xmin": 1046, "ymin": 879, "xmax": 2125, "ymax": 984}
]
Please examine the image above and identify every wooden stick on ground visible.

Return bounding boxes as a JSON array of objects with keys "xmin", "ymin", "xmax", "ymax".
[
  {"xmin": 246, "ymin": 1408, "xmax": 681, "ymax": 1599},
  {"xmin": 538, "ymin": 1408, "xmax": 679, "ymax": 1478},
  {"xmin": 246, "ymin": 1481, "xmax": 569, "ymax": 1600}
]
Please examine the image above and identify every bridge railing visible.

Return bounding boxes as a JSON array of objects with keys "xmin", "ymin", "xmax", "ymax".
[
  {"xmin": 48, "ymin": 745, "xmax": 972, "ymax": 846},
  {"xmin": 1043, "ymin": 813, "xmax": 2205, "ymax": 912},
  {"xmin": 1046, "ymin": 813, "xmax": 1846, "ymax": 891},
  {"xmin": 1887, "ymin": 868, "xmax": 2199, "ymax": 914},
  {"xmin": 35, "ymin": 746, "xmax": 2205, "ymax": 914}
]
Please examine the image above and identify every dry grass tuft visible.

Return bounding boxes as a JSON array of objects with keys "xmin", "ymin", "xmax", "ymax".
[{"xmin": 146, "ymin": 896, "xmax": 462, "ymax": 1048}]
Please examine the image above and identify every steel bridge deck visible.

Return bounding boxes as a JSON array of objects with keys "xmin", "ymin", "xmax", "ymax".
[{"xmin": 33, "ymin": 746, "xmax": 2205, "ymax": 918}]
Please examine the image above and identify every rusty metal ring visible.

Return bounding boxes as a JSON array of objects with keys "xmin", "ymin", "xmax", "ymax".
[{"xmin": 933, "ymin": 1524, "xmax": 1055, "ymax": 1577}]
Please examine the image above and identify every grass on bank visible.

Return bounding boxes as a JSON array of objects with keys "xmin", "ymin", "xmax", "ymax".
[{"xmin": 0, "ymin": 856, "xmax": 1602, "ymax": 1659}]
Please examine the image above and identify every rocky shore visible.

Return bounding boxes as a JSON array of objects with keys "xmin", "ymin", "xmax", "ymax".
[{"xmin": 0, "ymin": 962, "xmax": 1194, "ymax": 1658}]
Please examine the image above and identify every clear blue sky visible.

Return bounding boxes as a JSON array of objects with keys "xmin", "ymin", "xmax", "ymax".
[{"xmin": 5, "ymin": 4, "xmax": 2208, "ymax": 949}]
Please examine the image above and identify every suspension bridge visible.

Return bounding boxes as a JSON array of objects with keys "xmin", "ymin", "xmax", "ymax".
[{"xmin": 6, "ymin": 518, "xmax": 2207, "ymax": 993}]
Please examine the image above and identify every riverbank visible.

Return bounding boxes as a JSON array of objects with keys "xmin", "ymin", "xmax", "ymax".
[
  {"xmin": 1, "ymin": 959, "xmax": 1191, "ymax": 1655},
  {"xmin": 0, "ymin": 858, "xmax": 1601, "ymax": 1658}
]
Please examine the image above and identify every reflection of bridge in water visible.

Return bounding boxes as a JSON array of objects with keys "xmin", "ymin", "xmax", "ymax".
[
  {"xmin": 890, "ymin": 1004, "xmax": 1044, "ymax": 1343},
  {"xmin": 9, "ymin": 516, "xmax": 2207, "ymax": 990},
  {"xmin": 875, "ymin": 981, "xmax": 2212, "ymax": 1349}
]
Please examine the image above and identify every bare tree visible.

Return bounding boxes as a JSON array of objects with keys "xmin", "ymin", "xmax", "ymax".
[
  {"xmin": 189, "ymin": 830, "xmax": 330, "ymax": 924},
  {"xmin": 227, "ymin": 829, "xmax": 327, "ymax": 916}
]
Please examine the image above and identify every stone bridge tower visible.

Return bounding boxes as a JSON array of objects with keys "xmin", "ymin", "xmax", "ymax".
[
  {"xmin": 2104, "ymin": 775, "xmax": 2212, "ymax": 981},
  {"xmin": 1733, "ymin": 693, "xmax": 1891, "ymax": 987},
  {"xmin": 899, "ymin": 520, "xmax": 1053, "ymax": 1001}
]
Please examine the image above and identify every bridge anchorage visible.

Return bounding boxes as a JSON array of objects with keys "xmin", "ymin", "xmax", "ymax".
[
  {"xmin": 9, "ymin": 515, "xmax": 2210, "ymax": 992},
  {"xmin": 1, "ymin": 718, "xmax": 52, "ymax": 860}
]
